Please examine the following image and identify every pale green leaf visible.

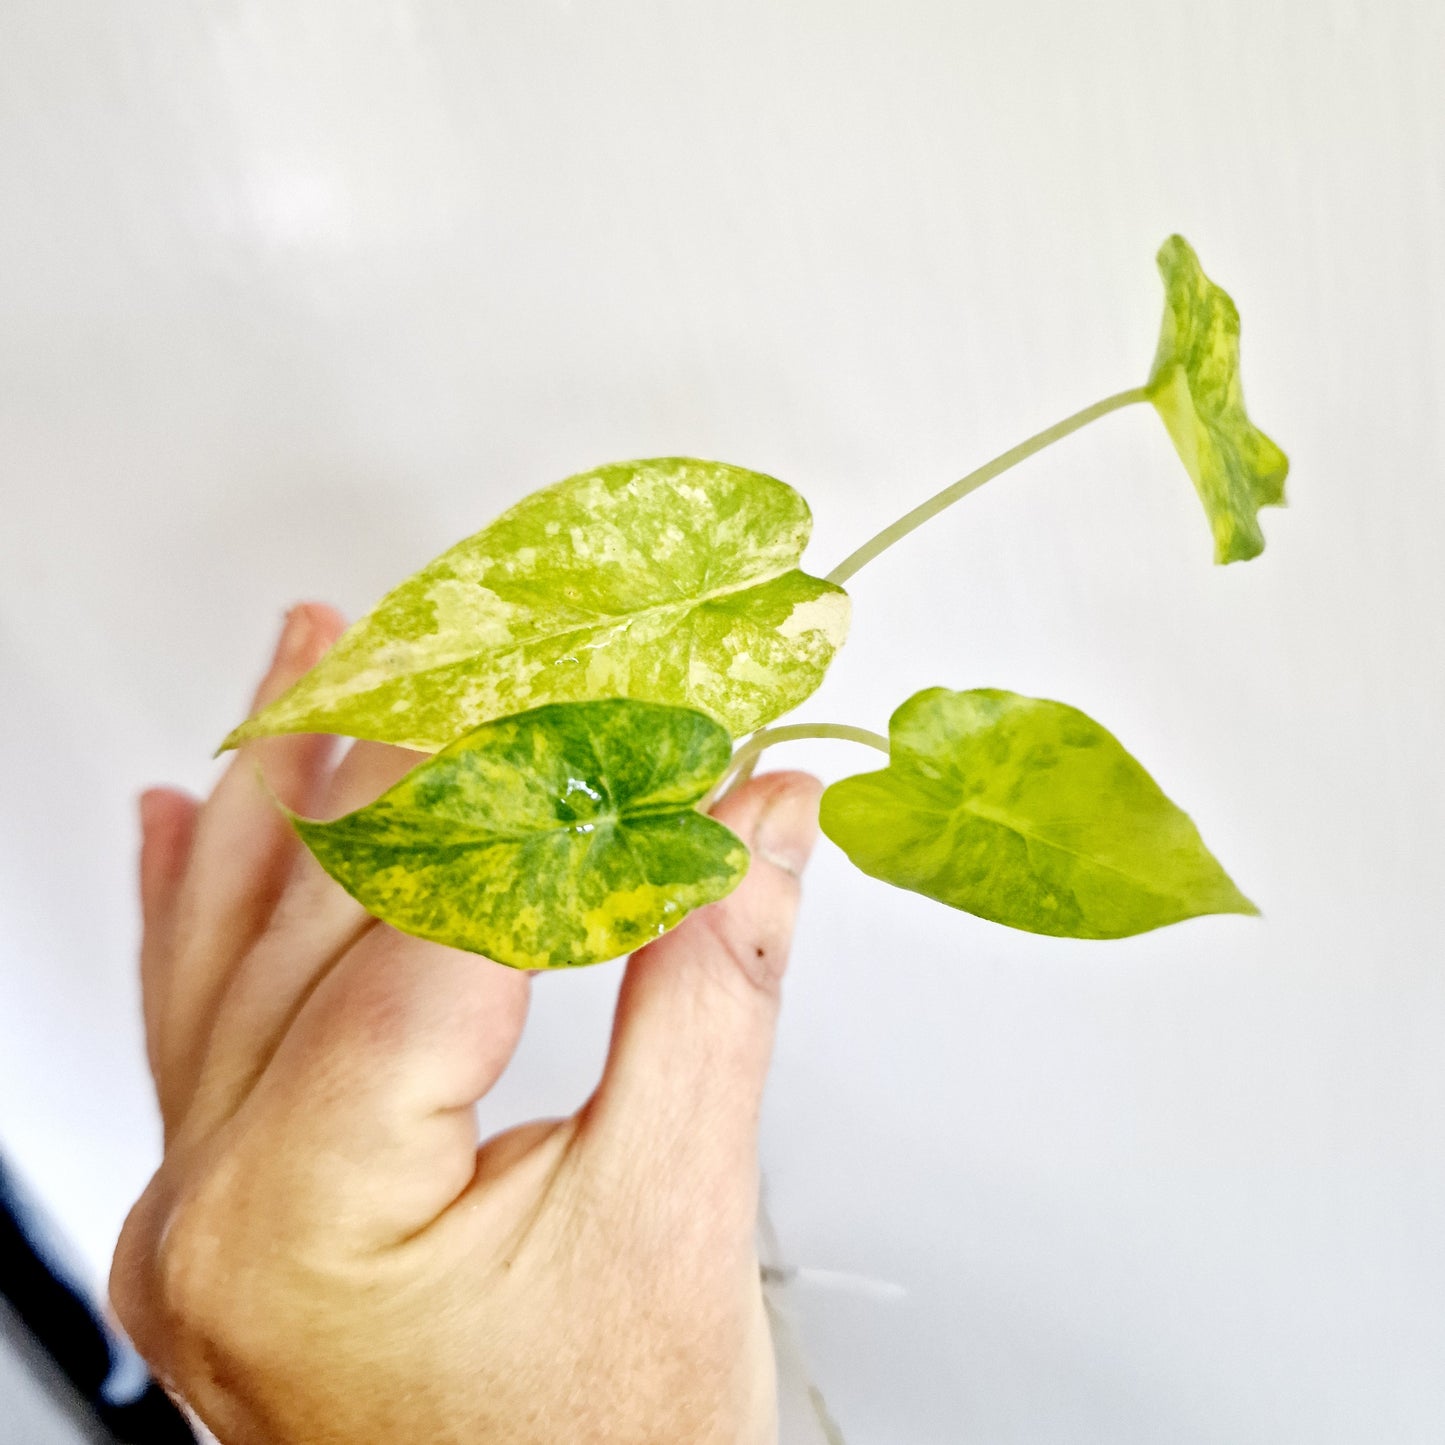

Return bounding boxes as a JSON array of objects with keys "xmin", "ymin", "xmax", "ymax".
[
  {"xmin": 289, "ymin": 698, "xmax": 748, "ymax": 969},
  {"xmin": 1146, "ymin": 234, "xmax": 1289, "ymax": 564},
  {"xmin": 222, "ymin": 458, "xmax": 850, "ymax": 751},
  {"xmin": 819, "ymin": 687, "xmax": 1257, "ymax": 939}
]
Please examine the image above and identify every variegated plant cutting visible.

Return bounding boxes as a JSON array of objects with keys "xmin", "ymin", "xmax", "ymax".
[{"xmin": 223, "ymin": 236, "xmax": 1288, "ymax": 969}]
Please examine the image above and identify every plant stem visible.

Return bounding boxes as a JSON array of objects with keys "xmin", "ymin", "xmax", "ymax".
[
  {"xmin": 705, "ymin": 722, "xmax": 890, "ymax": 810},
  {"xmin": 758, "ymin": 1194, "xmax": 852, "ymax": 1445},
  {"xmin": 825, "ymin": 385, "xmax": 1151, "ymax": 585}
]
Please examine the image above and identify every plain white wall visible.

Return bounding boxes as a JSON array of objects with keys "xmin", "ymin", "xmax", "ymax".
[{"xmin": 2, "ymin": 2, "xmax": 1443, "ymax": 1441}]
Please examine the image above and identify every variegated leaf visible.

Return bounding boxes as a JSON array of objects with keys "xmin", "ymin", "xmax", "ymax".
[
  {"xmin": 820, "ymin": 687, "xmax": 1257, "ymax": 939},
  {"xmin": 222, "ymin": 458, "xmax": 850, "ymax": 751},
  {"xmin": 289, "ymin": 699, "xmax": 748, "ymax": 969},
  {"xmin": 1146, "ymin": 235, "xmax": 1289, "ymax": 564}
]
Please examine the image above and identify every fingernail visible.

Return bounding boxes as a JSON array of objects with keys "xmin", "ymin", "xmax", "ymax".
[
  {"xmin": 754, "ymin": 776, "xmax": 823, "ymax": 879},
  {"xmin": 275, "ymin": 604, "xmax": 315, "ymax": 666}
]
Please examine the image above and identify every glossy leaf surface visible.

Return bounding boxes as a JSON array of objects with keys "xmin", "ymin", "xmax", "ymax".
[
  {"xmin": 1146, "ymin": 234, "xmax": 1289, "ymax": 564},
  {"xmin": 820, "ymin": 687, "xmax": 1257, "ymax": 939},
  {"xmin": 290, "ymin": 699, "xmax": 749, "ymax": 969},
  {"xmin": 223, "ymin": 458, "xmax": 850, "ymax": 751}
]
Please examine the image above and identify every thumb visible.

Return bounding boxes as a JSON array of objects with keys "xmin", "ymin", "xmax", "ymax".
[{"xmin": 583, "ymin": 770, "xmax": 821, "ymax": 1224}]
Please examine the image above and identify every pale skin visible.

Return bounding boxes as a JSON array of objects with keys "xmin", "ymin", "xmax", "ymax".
[{"xmin": 110, "ymin": 602, "xmax": 823, "ymax": 1445}]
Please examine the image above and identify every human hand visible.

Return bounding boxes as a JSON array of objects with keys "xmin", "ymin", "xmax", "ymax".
[{"xmin": 110, "ymin": 602, "xmax": 822, "ymax": 1445}]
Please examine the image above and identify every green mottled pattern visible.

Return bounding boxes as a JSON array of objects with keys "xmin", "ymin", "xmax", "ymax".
[
  {"xmin": 1145, "ymin": 235, "xmax": 1289, "ymax": 564},
  {"xmin": 819, "ymin": 687, "xmax": 1257, "ymax": 940},
  {"xmin": 223, "ymin": 458, "xmax": 850, "ymax": 751},
  {"xmin": 290, "ymin": 699, "xmax": 749, "ymax": 969}
]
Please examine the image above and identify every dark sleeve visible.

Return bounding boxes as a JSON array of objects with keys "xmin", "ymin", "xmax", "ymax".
[{"xmin": 0, "ymin": 1155, "xmax": 196, "ymax": 1445}]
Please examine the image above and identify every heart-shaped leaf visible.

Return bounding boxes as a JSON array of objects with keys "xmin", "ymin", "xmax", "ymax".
[
  {"xmin": 289, "ymin": 698, "xmax": 749, "ymax": 969},
  {"xmin": 819, "ymin": 687, "xmax": 1257, "ymax": 939},
  {"xmin": 1145, "ymin": 235, "xmax": 1289, "ymax": 564},
  {"xmin": 222, "ymin": 458, "xmax": 850, "ymax": 752}
]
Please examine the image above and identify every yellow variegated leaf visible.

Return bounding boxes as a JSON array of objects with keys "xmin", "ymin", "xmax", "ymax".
[
  {"xmin": 820, "ymin": 687, "xmax": 1257, "ymax": 939},
  {"xmin": 1146, "ymin": 235, "xmax": 1289, "ymax": 564},
  {"xmin": 222, "ymin": 458, "xmax": 850, "ymax": 751},
  {"xmin": 289, "ymin": 699, "xmax": 748, "ymax": 969}
]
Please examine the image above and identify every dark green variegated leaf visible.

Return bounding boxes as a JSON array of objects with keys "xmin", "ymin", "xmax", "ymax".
[
  {"xmin": 1146, "ymin": 235, "xmax": 1289, "ymax": 564},
  {"xmin": 289, "ymin": 699, "xmax": 748, "ymax": 969},
  {"xmin": 222, "ymin": 458, "xmax": 850, "ymax": 751},
  {"xmin": 819, "ymin": 687, "xmax": 1256, "ymax": 939}
]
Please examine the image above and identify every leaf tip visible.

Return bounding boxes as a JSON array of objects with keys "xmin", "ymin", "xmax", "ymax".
[
  {"xmin": 244, "ymin": 757, "xmax": 307, "ymax": 827},
  {"xmin": 1204, "ymin": 859, "xmax": 1261, "ymax": 921},
  {"xmin": 1230, "ymin": 889, "xmax": 1263, "ymax": 921},
  {"xmin": 214, "ymin": 725, "xmax": 247, "ymax": 757},
  {"xmin": 1214, "ymin": 527, "xmax": 1266, "ymax": 567},
  {"xmin": 1155, "ymin": 231, "xmax": 1195, "ymax": 271}
]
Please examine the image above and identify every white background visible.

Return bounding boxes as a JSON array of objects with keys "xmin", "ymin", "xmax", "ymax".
[{"xmin": 3, "ymin": 2, "xmax": 1443, "ymax": 1441}]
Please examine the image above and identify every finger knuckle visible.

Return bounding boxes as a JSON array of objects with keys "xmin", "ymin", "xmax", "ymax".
[
  {"xmin": 153, "ymin": 1193, "xmax": 227, "ymax": 1338},
  {"xmin": 111, "ymin": 1164, "xmax": 242, "ymax": 1372},
  {"xmin": 109, "ymin": 1187, "xmax": 162, "ymax": 1353}
]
